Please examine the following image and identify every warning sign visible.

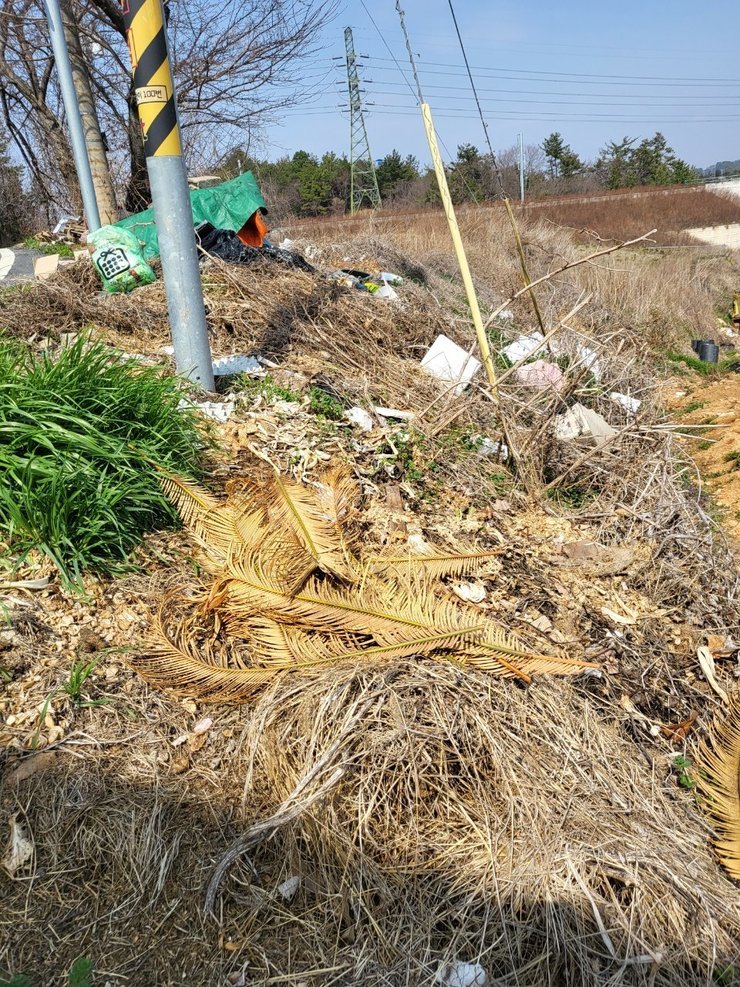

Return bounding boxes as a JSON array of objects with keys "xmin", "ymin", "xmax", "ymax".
[{"xmin": 135, "ymin": 85, "xmax": 168, "ymax": 105}]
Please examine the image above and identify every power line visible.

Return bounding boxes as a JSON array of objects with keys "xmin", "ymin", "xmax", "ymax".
[{"xmin": 358, "ymin": 55, "xmax": 740, "ymax": 86}]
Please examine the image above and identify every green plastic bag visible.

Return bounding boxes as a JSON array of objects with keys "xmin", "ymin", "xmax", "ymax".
[
  {"xmin": 88, "ymin": 225, "xmax": 156, "ymax": 294},
  {"xmin": 115, "ymin": 171, "xmax": 267, "ymax": 262}
]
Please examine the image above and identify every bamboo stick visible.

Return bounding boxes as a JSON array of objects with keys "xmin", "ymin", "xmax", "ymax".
[{"xmin": 420, "ymin": 102, "xmax": 497, "ymax": 392}]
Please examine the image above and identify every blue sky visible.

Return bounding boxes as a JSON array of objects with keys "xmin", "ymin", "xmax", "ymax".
[{"xmin": 264, "ymin": 0, "xmax": 738, "ymax": 170}]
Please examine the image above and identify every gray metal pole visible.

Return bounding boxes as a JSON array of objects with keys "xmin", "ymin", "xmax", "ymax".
[
  {"xmin": 121, "ymin": 0, "xmax": 214, "ymax": 392},
  {"xmin": 149, "ymin": 158, "xmax": 215, "ymax": 390},
  {"xmin": 518, "ymin": 132, "xmax": 525, "ymax": 203},
  {"xmin": 43, "ymin": 0, "xmax": 101, "ymax": 231}
]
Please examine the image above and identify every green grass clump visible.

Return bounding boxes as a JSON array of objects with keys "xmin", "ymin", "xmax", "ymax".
[
  {"xmin": 308, "ymin": 385, "xmax": 344, "ymax": 420},
  {"xmin": 0, "ymin": 337, "xmax": 205, "ymax": 586},
  {"xmin": 22, "ymin": 237, "xmax": 75, "ymax": 258},
  {"xmin": 231, "ymin": 374, "xmax": 300, "ymax": 403}
]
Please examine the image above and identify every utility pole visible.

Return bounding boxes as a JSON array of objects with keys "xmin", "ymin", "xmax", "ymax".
[
  {"xmin": 345, "ymin": 27, "xmax": 381, "ymax": 214},
  {"xmin": 59, "ymin": 0, "xmax": 118, "ymax": 225},
  {"xmin": 42, "ymin": 0, "xmax": 100, "ymax": 230},
  {"xmin": 121, "ymin": 0, "xmax": 214, "ymax": 390},
  {"xmin": 518, "ymin": 132, "xmax": 525, "ymax": 203}
]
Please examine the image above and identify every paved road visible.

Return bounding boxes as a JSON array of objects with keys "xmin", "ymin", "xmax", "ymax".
[{"xmin": 0, "ymin": 247, "xmax": 46, "ymax": 284}]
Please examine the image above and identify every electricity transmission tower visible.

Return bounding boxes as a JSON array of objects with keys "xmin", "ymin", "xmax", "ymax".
[{"xmin": 344, "ymin": 27, "xmax": 381, "ymax": 214}]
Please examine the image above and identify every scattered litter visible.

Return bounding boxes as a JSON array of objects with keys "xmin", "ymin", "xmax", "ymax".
[
  {"xmin": 498, "ymin": 308, "xmax": 514, "ymax": 321},
  {"xmin": 211, "ymin": 354, "xmax": 264, "ymax": 377},
  {"xmin": 478, "ymin": 437, "xmax": 508, "ymax": 459},
  {"xmin": 180, "ymin": 398, "xmax": 235, "ymax": 422},
  {"xmin": 515, "ymin": 359, "xmax": 564, "ymax": 391},
  {"xmin": 502, "ymin": 332, "xmax": 544, "ymax": 364},
  {"xmin": 696, "ymin": 646, "xmax": 729, "ymax": 703},
  {"xmin": 193, "ymin": 717, "xmax": 213, "ymax": 735},
  {"xmin": 0, "ymin": 575, "xmax": 50, "ymax": 591},
  {"xmin": 376, "ymin": 282, "xmax": 399, "ymax": 301},
  {"xmin": 373, "ymin": 406, "xmax": 414, "ymax": 421},
  {"xmin": 421, "ymin": 334, "xmax": 481, "ymax": 393},
  {"xmin": 1, "ymin": 814, "xmax": 34, "ymax": 877},
  {"xmin": 436, "ymin": 961, "xmax": 489, "ymax": 987},
  {"xmin": 52, "ymin": 213, "xmax": 79, "ymax": 235},
  {"xmin": 575, "ymin": 344, "xmax": 602, "ymax": 381},
  {"xmin": 197, "ymin": 223, "xmax": 314, "ymax": 271},
  {"xmin": 344, "ymin": 405, "xmax": 375, "ymax": 432},
  {"xmin": 277, "ymin": 875, "xmax": 301, "ymax": 901},
  {"xmin": 88, "ymin": 225, "xmax": 156, "ymax": 294},
  {"xmin": 609, "ymin": 391, "xmax": 641, "ymax": 414},
  {"xmin": 452, "ymin": 581, "xmax": 487, "ymax": 604},
  {"xmin": 33, "ymin": 253, "xmax": 59, "ymax": 280},
  {"xmin": 554, "ymin": 403, "xmax": 617, "ymax": 445},
  {"xmin": 0, "ymin": 248, "xmax": 14, "ymax": 280},
  {"xmin": 380, "ymin": 271, "xmax": 403, "ymax": 285}
]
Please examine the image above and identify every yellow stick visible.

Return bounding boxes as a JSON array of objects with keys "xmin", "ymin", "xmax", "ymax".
[{"xmin": 421, "ymin": 102, "xmax": 497, "ymax": 392}]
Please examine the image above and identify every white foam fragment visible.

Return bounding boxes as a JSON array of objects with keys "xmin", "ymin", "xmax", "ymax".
[{"xmin": 421, "ymin": 334, "xmax": 481, "ymax": 394}]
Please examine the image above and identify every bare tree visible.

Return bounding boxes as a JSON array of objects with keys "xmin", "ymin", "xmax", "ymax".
[{"xmin": 0, "ymin": 0, "xmax": 338, "ymax": 214}]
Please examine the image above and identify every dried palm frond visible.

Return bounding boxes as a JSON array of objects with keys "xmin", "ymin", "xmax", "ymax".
[
  {"xmin": 695, "ymin": 691, "xmax": 740, "ymax": 880},
  {"xmin": 137, "ymin": 466, "xmax": 595, "ymax": 701},
  {"xmin": 265, "ymin": 471, "xmax": 358, "ymax": 582},
  {"xmin": 365, "ymin": 541, "xmax": 503, "ymax": 579},
  {"xmin": 159, "ymin": 472, "xmax": 267, "ymax": 566}
]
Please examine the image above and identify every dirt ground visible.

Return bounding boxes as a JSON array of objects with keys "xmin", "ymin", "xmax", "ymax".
[{"xmin": 669, "ymin": 372, "xmax": 740, "ymax": 539}]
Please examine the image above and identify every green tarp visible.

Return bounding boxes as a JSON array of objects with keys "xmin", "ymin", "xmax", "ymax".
[{"xmin": 115, "ymin": 171, "xmax": 267, "ymax": 262}]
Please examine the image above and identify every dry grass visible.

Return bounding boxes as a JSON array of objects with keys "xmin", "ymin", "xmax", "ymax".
[
  {"xmin": 2, "ymin": 667, "xmax": 738, "ymax": 985},
  {"xmin": 285, "ymin": 211, "xmax": 740, "ymax": 352},
  {"xmin": 288, "ymin": 184, "xmax": 740, "ymax": 246}
]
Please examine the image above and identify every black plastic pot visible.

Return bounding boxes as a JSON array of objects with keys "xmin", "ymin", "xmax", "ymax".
[
  {"xmin": 697, "ymin": 341, "xmax": 720, "ymax": 364},
  {"xmin": 691, "ymin": 339, "xmax": 702, "ymax": 353}
]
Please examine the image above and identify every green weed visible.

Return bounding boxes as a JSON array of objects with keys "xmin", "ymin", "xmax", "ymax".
[
  {"xmin": 22, "ymin": 237, "xmax": 74, "ymax": 258},
  {"xmin": 672, "ymin": 755, "xmax": 696, "ymax": 790},
  {"xmin": 713, "ymin": 965, "xmax": 738, "ymax": 986},
  {"xmin": 232, "ymin": 375, "xmax": 300, "ymax": 403},
  {"xmin": 0, "ymin": 337, "xmax": 206, "ymax": 588},
  {"xmin": 62, "ymin": 655, "xmax": 108, "ymax": 708},
  {"xmin": 1, "ymin": 955, "xmax": 93, "ymax": 987},
  {"xmin": 723, "ymin": 450, "xmax": 740, "ymax": 469},
  {"xmin": 681, "ymin": 400, "xmax": 706, "ymax": 415},
  {"xmin": 308, "ymin": 386, "xmax": 344, "ymax": 421}
]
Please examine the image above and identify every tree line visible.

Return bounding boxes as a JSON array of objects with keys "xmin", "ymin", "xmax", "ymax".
[{"xmin": 219, "ymin": 131, "xmax": 700, "ymax": 220}]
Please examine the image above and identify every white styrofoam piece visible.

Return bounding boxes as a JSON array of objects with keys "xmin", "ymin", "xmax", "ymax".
[
  {"xmin": 420, "ymin": 334, "xmax": 482, "ymax": 393},
  {"xmin": 346, "ymin": 406, "xmax": 374, "ymax": 431},
  {"xmin": 373, "ymin": 406, "xmax": 414, "ymax": 421},
  {"xmin": 609, "ymin": 391, "xmax": 641, "ymax": 414},
  {"xmin": 277, "ymin": 875, "xmax": 301, "ymax": 901},
  {"xmin": 211, "ymin": 354, "xmax": 263, "ymax": 376},
  {"xmin": 554, "ymin": 402, "xmax": 616, "ymax": 445},
  {"xmin": 502, "ymin": 332, "xmax": 544, "ymax": 364},
  {"xmin": 435, "ymin": 962, "xmax": 489, "ymax": 987}
]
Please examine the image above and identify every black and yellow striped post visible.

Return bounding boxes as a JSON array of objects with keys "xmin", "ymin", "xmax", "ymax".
[{"xmin": 121, "ymin": 0, "xmax": 214, "ymax": 390}]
